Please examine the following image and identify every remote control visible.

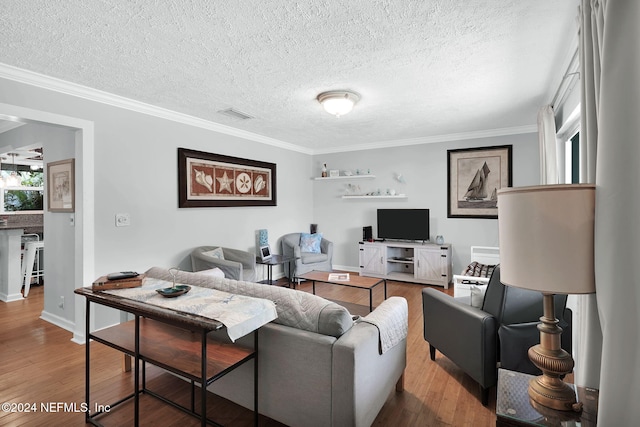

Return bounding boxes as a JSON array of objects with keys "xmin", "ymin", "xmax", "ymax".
[{"xmin": 107, "ymin": 271, "xmax": 139, "ymax": 281}]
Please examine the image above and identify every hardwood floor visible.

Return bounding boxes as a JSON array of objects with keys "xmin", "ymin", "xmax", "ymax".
[{"xmin": 0, "ymin": 279, "xmax": 497, "ymax": 426}]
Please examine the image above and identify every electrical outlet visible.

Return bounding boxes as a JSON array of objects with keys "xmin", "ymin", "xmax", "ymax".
[
  {"xmin": 59, "ymin": 296, "xmax": 64, "ymax": 309},
  {"xmin": 115, "ymin": 213, "xmax": 131, "ymax": 227}
]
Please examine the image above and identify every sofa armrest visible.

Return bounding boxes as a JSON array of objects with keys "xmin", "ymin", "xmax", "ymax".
[
  {"xmin": 321, "ymin": 238, "xmax": 333, "ymax": 258},
  {"xmin": 422, "ymin": 288, "xmax": 498, "ymax": 388},
  {"xmin": 332, "ymin": 299, "xmax": 407, "ymax": 427},
  {"xmin": 223, "ymin": 248, "xmax": 256, "ymax": 268}
]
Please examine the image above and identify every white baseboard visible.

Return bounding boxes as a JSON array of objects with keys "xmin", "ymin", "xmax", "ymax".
[
  {"xmin": 0, "ymin": 292, "xmax": 24, "ymax": 302},
  {"xmin": 40, "ymin": 309, "xmax": 76, "ymax": 335}
]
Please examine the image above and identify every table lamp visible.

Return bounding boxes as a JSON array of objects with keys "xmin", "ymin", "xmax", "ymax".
[{"xmin": 497, "ymin": 184, "xmax": 596, "ymax": 412}]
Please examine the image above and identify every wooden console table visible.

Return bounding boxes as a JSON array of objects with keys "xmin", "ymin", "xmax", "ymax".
[
  {"xmin": 496, "ymin": 369, "xmax": 599, "ymax": 427},
  {"xmin": 75, "ymin": 286, "xmax": 260, "ymax": 427}
]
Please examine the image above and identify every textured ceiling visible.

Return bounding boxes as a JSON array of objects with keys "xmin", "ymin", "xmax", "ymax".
[{"xmin": 1, "ymin": 1, "xmax": 579, "ymax": 152}]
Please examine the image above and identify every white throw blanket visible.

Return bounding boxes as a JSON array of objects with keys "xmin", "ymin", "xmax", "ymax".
[
  {"xmin": 104, "ymin": 277, "xmax": 278, "ymax": 341},
  {"xmin": 358, "ymin": 296, "xmax": 408, "ymax": 354}
]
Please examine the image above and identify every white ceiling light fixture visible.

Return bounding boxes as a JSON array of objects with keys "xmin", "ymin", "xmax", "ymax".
[{"xmin": 317, "ymin": 90, "xmax": 360, "ymax": 118}]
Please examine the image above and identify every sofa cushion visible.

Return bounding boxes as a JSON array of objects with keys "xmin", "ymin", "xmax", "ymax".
[
  {"xmin": 144, "ymin": 267, "xmax": 353, "ymax": 338},
  {"xmin": 202, "ymin": 247, "xmax": 225, "ymax": 260},
  {"xmin": 300, "ymin": 232, "xmax": 322, "ymax": 253},
  {"xmin": 463, "ymin": 261, "xmax": 496, "ymax": 278},
  {"xmin": 301, "ymin": 252, "xmax": 328, "ymax": 264},
  {"xmin": 198, "ymin": 268, "xmax": 225, "ymax": 278}
]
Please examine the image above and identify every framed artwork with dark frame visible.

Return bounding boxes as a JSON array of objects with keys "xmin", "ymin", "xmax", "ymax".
[
  {"xmin": 178, "ymin": 148, "xmax": 277, "ymax": 208},
  {"xmin": 447, "ymin": 145, "xmax": 512, "ymax": 219},
  {"xmin": 47, "ymin": 158, "xmax": 75, "ymax": 212}
]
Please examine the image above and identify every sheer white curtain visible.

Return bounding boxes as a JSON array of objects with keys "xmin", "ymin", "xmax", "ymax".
[
  {"xmin": 574, "ymin": 0, "xmax": 603, "ymax": 393},
  {"xmin": 537, "ymin": 105, "xmax": 559, "ymax": 184},
  {"xmin": 580, "ymin": 0, "xmax": 640, "ymax": 424}
]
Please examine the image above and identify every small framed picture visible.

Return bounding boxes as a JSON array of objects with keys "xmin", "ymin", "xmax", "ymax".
[
  {"xmin": 259, "ymin": 245, "xmax": 272, "ymax": 261},
  {"xmin": 329, "ymin": 170, "xmax": 340, "ymax": 177},
  {"xmin": 47, "ymin": 158, "xmax": 75, "ymax": 212}
]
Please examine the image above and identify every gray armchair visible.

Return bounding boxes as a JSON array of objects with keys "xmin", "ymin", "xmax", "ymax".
[
  {"xmin": 422, "ymin": 266, "xmax": 571, "ymax": 405},
  {"xmin": 281, "ymin": 233, "xmax": 333, "ymax": 280},
  {"xmin": 191, "ymin": 246, "xmax": 257, "ymax": 282}
]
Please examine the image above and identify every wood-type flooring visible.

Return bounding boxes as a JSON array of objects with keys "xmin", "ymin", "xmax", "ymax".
[{"xmin": 0, "ymin": 275, "xmax": 497, "ymax": 426}]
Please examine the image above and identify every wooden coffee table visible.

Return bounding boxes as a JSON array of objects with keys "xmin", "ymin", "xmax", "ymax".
[{"xmin": 297, "ymin": 271, "xmax": 387, "ymax": 312}]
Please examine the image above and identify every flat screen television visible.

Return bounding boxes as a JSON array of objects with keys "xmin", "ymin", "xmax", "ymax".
[{"xmin": 377, "ymin": 209, "xmax": 430, "ymax": 241}]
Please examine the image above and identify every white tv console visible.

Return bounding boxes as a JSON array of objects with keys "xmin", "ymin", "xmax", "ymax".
[{"xmin": 358, "ymin": 241, "xmax": 452, "ymax": 288}]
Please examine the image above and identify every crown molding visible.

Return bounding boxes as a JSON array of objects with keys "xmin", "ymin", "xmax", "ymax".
[
  {"xmin": 311, "ymin": 124, "xmax": 538, "ymax": 155},
  {"xmin": 1, "ymin": 63, "xmax": 536, "ymax": 157},
  {"xmin": 0, "ymin": 63, "xmax": 313, "ymax": 155}
]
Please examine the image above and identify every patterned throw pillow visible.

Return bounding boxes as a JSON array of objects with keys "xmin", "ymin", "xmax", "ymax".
[
  {"xmin": 202, "ymin": 247, "xmax": 225, "ymax": 260},
  {"xmin": 462, "ymin": 261, "xmax": 496, "ymax": 278},
  {"xmin": 299, "ymin": 233, "xmax": 323, "ymax": 253}
]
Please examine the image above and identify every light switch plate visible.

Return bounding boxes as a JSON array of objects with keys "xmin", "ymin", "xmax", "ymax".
[{"xmin": 115, "ymin": 213, "xmax": 131, "ymax": 227}]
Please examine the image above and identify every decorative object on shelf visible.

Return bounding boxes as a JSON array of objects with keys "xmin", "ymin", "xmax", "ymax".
[
  {"xmin": 342, "ymin": 194, "xmax": 407, "ymax": 199},
  {"xmin": 447, "ymin": 145, "xmax": 512, "ymax": 219},
  {"xmin": 343, "ymin": 170, "xmax": 353, "ymax": 176},
  {"xmin": 329, "ymin": 170, "xmax": 339, "ymax": 177},
  {"xmin": 178, "ymin": 148, "xmax": 276, "ymax": 208},
  {"xmin": 317, "ymin": 90, "xmax": 360, "ymax": 117},
  {"xmin": 395, "ymin": 173, "xmax": 406, "ymax": 184},
  {"xmin": 47, "ymin": 158, "xmax": 75, "ymax": 212},
  {"xmin": 346, "ymin": 183, "xmax": 362, "ymax": 195},
  {"xmin": 498, "ymin": 184, "xmax": 596, "ymax": 412},
  {"xmin": 386, "ymin": 189, "xmax": 396, "ymax": 196},
  {"xmin": 321, "ymin": 163, "xmax": 328, "ymax": 177},
  {"xmin": 310, "ymin": 224, "xmax": 318, "ymax": 234},
  {"xmin": 436, "ymin": 235, "xmax": 444, "ymax": 245}
]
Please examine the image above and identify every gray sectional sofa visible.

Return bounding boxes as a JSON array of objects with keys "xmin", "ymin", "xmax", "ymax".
[{"xmin": 145, "ymin": 267, "xmax": 407, "ymax": 427}]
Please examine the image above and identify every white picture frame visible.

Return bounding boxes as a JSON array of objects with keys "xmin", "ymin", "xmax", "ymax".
[{"xmin": 259, "ymin": 245, "xmax": 272, "ymax": 261}]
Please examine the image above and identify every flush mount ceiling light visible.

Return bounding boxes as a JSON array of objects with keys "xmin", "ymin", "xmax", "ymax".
[{"xmin": 317, "ymin": 90, "xmax": 360, "ymax": 118}]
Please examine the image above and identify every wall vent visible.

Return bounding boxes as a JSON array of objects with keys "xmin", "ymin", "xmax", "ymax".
[{"xmin": 217, "ymin": 108, "xmax": 254, "ymax": 120}]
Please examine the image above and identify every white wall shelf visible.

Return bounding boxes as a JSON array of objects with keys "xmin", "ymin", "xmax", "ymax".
[
  {"xmin": 313, "ymin": 175, "xmax": 376, "ymax": 181},
  {"xmin": 342, "ymin": 195, "xmax": 407, "ymax": 199}
]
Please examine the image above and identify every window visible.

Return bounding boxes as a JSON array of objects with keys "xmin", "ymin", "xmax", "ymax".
[
  {"xmin": 1, "ymin": 171, "xmax": 44, "ymax": 212},
  {"xmin": 564, "ymin": 132, "xmax": 580, "ymax": 184}
]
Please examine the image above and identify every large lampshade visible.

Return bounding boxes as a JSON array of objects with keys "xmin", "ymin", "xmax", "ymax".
[
  {"xmin": 497, "ymin": 183, "xmax": 596, "ymax": 412},
  {"xmin": 498, "ymin": 184, "xmax": 596, "ymax": 294}
]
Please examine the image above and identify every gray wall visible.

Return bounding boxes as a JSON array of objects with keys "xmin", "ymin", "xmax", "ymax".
[
  {"xmin": 311, "ymin": 133, "xmax": 539, "ymax": 274},
  {"xmin": 1, "ymin": 75, "xmax": 539, "ymax": 330},
  {"xmin": 0, "ymin": 77, "xmax": 313, "ymax": 329},
  {"xmin": 0, "ymin": 122, "xmax": 77, "ymax": 325}
]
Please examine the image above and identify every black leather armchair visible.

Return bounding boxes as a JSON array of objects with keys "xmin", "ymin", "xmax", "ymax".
[{"xmin": 422, "ymin": 266, "xmax": 571, "ymax": 405}]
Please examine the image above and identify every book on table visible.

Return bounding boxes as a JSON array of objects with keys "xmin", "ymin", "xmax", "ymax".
[{"xmin": 328, "ymin": 273, "xmax": 350, "ymax": 281}]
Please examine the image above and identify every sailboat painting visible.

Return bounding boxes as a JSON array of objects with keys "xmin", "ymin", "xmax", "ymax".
[{"xmin": 447, "ymin": 145, "xmax": 512, "ymax": 218}]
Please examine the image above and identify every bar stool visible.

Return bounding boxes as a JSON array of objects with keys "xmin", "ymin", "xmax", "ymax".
[{"xmin": 21, "ymin": 237, "xmax": 44, "ymax": 297}]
